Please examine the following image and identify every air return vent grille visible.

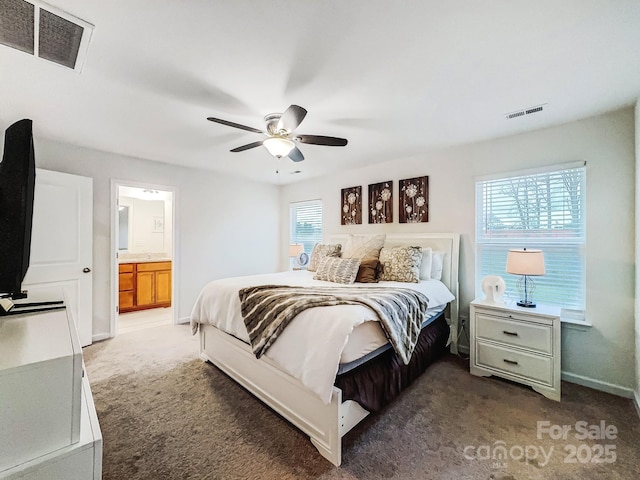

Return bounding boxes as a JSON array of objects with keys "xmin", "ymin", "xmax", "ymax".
[
  {"xmin": 505, "ymin": 103, "xmax": 547, "ymax": 120},
  {"xmin": 0, "ymin": 0, "xmax": 93, "ymax": 72},
  {"xmin": 0, "ymin": 0, "xmax": 34, "ymax": 54}
]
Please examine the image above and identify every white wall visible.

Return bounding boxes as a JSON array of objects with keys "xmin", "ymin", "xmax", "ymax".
[
  {"xmin": 164, "ymin": 195, "xmax": 173, "ymax": 256},
  {"xmin": 119, "ymin": 196, "xmax": 166, "ymax": 254},
  {"xmin": 635, "ymin": 99, "xmax": 640, "ymax": 412},
  {"xmin": 34, "ymin": 138, "xmax": 280, "ymax": 339},
  {"xmin": 280, "ymin": 108, "xmax": 636, "ymax": 393}
]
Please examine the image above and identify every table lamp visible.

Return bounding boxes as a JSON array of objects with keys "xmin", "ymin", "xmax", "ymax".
[
  {"xmin": 289, "ymin": 244, "xmax": 304, "ymax": 269},
  {"xmin": 506, "ymin": 248, "xmax": 545, "ymax": 308}
]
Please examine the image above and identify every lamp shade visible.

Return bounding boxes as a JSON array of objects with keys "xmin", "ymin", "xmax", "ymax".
[
  {"xmin": 289, "ymin": 244, "xmax": 304, "ymax": 258},
  {"xmin": 263, "ymin": 137, "xmax": 295, "ymax": 158},
  {"xmin": 506, "ymin": 249, "xmax": 545, "ymax": 276}
]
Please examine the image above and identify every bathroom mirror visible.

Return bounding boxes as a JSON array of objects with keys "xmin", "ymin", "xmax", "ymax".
[{"xmin": 118, "ymin": 205, "xmax": 129, "ymax": 251}]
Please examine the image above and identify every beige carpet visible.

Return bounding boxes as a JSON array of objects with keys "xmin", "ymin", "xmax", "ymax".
[{"xmin": 83, "ymin": 324, "xmax": 640, "ymax": 480}]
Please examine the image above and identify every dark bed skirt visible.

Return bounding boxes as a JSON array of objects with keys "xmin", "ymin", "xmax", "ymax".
[{"xmin": 334, "ymin": 311, "xmax": 449, "ymax": 413}]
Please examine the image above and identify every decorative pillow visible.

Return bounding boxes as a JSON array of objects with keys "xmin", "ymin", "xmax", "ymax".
[
  {"xmin": 355, "ymin": 258, "xmax": 379, "ymax": 283},
  {"xmin": 342, "ymin": 234, "xmax": 386, "ymax": 260},
  {"xmin": 431, "ymin": 251, "xmax": 445, "ymax": 281},
  {"xmin": 308, "ymin": 243, "xmax": 342, "ymax": 272},
  {"xmin": 378, "ymin": 246, "xmax": 423, "ymax": 283},
  {"xmin": 314, "ymin": 257, "xmax": 361, "ymax": 284},
  {"xmin": 419, "ymin": 247, "xmax": 433, "ymax": 280}
]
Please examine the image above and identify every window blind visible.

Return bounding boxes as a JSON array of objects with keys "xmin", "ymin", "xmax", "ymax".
[
  {"xmin": 476, "ymin": 166, "xmax": 585, "ymax": 315},
  {"xmin": 290, "ymin": 200, "xmax": 323, "ymax": 255}
]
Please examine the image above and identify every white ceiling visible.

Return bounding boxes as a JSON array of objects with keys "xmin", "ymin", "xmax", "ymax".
[{"xmin": 1, "ymin": 0, "xmax": 639, "ymax": 185}]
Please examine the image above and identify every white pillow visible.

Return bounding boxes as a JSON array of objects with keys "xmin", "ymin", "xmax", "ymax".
[
  {"xmin": 431, "ymin": 251, "xmax": 445, "ymax": 281},
  {"xmin": 342, "ymin": 234, "xmax": 386, "ymax": 260},
  {"xmin": 419, "ymin": 247, "xmax": 433, "ymax": 280}
]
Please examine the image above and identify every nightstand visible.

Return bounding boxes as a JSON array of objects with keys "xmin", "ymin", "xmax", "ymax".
[{"xmin": 470, "ymin": 299, "xmax": 561, "ymax": 401}]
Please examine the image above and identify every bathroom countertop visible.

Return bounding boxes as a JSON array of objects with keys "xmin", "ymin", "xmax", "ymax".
[{"xmin": 118, "ymin": 257, "xmax": 172, "ymax": 264}]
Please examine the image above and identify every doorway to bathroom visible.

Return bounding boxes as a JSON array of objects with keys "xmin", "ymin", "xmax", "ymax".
[{"xmin": 111, "ymin": 181, "xmax": 177, "ymax": 336}]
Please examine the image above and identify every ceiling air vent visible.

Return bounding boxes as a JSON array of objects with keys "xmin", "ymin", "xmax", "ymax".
[
  {"xmin": 505, "ymin": 103, "xmax": 547, "ymax": 120},
  {"xmin": 0, "ymin": 0, "xmax": 93, "ymax": 72}
]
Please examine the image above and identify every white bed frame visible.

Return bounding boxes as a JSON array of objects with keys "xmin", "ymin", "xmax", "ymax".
[{"xmin": 198, "ymin": 233, "xmax": 460, "ymax": 466}]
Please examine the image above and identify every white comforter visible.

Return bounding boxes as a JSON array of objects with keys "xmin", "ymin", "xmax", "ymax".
[{"xmin": 190, "ymin": 270, "xmax": 454, "ymax": 404}]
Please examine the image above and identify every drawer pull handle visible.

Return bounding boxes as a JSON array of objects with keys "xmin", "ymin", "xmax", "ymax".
[
  {"xmin": 503, "ymin": 330, "xmax": 519, "ymax": 337},
  {"xmin": 503, "ymin": 359, "xmax": 519, "ymax": 366}
]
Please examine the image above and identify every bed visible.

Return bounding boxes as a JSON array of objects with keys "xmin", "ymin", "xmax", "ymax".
[{"xmin": 191, "ymin": 233, "xmax": 460, "ymax": 466}]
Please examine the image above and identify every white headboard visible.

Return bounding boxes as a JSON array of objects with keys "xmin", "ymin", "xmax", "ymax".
[{"xmin": 328, "ymin": 233, "xmax": 460, "ymax": 354}]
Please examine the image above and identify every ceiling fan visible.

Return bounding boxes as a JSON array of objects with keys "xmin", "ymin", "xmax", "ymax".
[{"xmin": 206, "ymin": 105, "xmax": 348, "ymax": 162}]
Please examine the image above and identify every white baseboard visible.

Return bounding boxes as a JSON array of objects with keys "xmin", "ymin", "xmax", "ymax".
[
  {"xmin": 457, "ymin": 344, "xmax": 470, "ymax": 356},
  {"xmin": 92, "ymin": 332, "xmax": 111, "ymax": 342},
  {"xmin": 561, "ymin": 371, "xmax": 635, "ymax": 399},
  {"xmin": 634, "ymin": 390, "xmax": 640, "ymax": 419},
  {"xmin": 91, "ymin": 317, "xmax": 189, "ymax": 342}
]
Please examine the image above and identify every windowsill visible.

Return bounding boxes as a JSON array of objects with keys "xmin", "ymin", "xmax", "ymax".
[{"xmin": 561, "ymin": 317, "xmax": 592, "ymax": 331}]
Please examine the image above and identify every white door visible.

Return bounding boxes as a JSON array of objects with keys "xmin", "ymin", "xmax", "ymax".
[{"xmin": 22, "ymin": 169, "xmax": 93, "ymax": 346}]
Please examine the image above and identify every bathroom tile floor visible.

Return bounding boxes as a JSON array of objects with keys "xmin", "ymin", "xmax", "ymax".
[{"xmin": 117, "ymin": 307, "xmax": 172, "ymax": 334}]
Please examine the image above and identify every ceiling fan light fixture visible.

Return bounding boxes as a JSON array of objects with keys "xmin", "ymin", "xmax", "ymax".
[
  {"xmin": 263, "ymin": 137, "xmax": 295, "ymax": 158},
  {"xmin": 207, "ymin": 105, "xmax": 348, "ymax": 162}
]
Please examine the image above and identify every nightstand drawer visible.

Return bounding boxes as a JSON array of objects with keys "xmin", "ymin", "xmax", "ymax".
[
  {"xmin": 476, "ymin": 341, "xmax": 553, "ymax": 386},
  {"xmin": 475, "ymin": 313, "xmax": 552, "ymax": 354}
]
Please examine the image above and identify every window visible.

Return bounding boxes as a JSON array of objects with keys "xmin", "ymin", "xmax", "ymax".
[
  {"xmin": 290, "ymin": 200, "xmax": 323, "ymax": 255},
  {"xmin": 476, "ymin": 163, "xmax": 586, "ymax": 319}
]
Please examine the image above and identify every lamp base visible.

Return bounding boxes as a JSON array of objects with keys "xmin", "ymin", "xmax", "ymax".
[{"xmin": 517, "ymin": 300, "xmax": 536, "ymax": 308}]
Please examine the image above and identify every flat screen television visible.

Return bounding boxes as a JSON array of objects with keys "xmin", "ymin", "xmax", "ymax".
[{"xmin": 0, "ymin": 119, "xmax": 36, "ymax": 302}]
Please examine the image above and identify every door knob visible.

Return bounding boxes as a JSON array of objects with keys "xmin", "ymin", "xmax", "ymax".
[{"xmin": 83, "ymin": 267, "xmax": 91, "ymax": 273}]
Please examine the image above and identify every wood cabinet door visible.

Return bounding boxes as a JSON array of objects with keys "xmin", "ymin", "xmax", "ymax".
[
  {"xmin": 136, "ymin": 271, "xmax": 155, "ymax": 306},
  {"xmin": 119, "ymin": 273, "xmax": 134, "ymax": 292},
  {"xmin": 118, "ymin": 263, "xmax": 134, "ymax": 273},
  {"xmin": 119, "ymin": 291, "xmax": 134, "ymax": 311},
  {"xmin": 155, "ymin": 270, "xmax": 172, "ymax": 305}
]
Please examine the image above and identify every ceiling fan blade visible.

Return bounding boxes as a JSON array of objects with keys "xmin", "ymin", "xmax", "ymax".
[
  {"xmin": 296, "ymin": 135, "xmax": 348, "ymax": 147},
  {"xmin": 278, "ymin": 105, "xmax": 307, "ymax": 132},
  {"xmin": 288, "ymin": 146, "xmax": 305, "ymax": 162},
  {"xmin": 207, "ymin": 117, "xmax": 264, "ymax": 134},
  {"xmin": 230, "ymin": 140, "xmax": 264, "ymax": 152}
]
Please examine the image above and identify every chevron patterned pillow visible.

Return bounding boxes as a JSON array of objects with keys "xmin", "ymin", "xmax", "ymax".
[{"xmin": 342, "ymin": 234, "xmax": 386, "ymax": 260}]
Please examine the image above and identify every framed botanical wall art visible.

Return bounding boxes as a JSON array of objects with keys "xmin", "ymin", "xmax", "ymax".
[
  {"xmin": 399, "ymin": 176, "xmax": 428, "ymax": 223},
  {"xmin": 341, "ymin": 186, "xmax": 362, "ymax": 225},
  {"xmin": 368, "ymin": 181, "xmax": 393, "ymax": 224}
]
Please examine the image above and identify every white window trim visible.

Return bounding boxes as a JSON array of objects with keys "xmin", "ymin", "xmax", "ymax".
[
  {"xmin": 475, "ymin": 163, "xmax": 587, "ymax": 325},
  {"xmin": 289, "ymin": 199, "xmax": 323, "ymax": 255},
  {"xmin": 475, "ymin": 160, "xmax": 586, "ymax": 183}
]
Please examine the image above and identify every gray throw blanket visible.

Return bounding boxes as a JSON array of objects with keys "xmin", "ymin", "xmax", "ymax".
[{"xmin": 239, "ymin": 285, "xmax": 429, "ymax": 364}]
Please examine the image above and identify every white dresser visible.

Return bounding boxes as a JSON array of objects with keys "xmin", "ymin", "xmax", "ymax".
[
  {"xmin": 0, "ymin": 307, "xmax": 102, "ymax": 479},
  {"xmin": 470, "ymin": 299, "xmax": 561, "ymax": 401}
]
